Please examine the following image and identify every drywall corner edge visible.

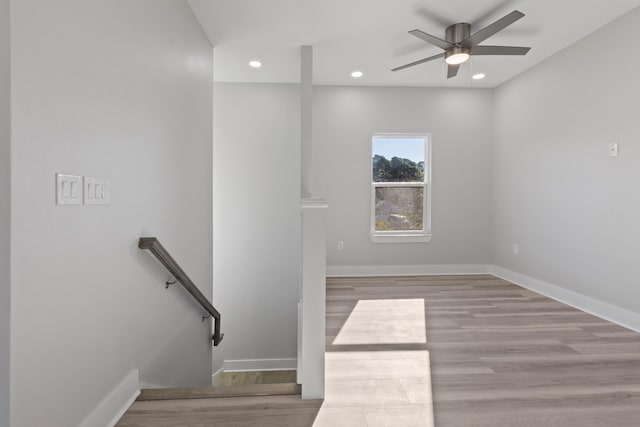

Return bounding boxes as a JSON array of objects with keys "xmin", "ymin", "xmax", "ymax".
[{"xmin": 211, "ymin": 366, "xmax": 224, "ymax": 386}]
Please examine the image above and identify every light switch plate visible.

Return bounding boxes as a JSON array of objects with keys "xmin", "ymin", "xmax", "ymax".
[
  {"xmin": 84, "ymin": 176, "xmax": 110, "ymax": 205},
  {"xmin": 56, "ymin": 173, "xmax": 82, "ymax": 205},
  {"xmin": 609, "ymin": 143, "xmax": 619, "ymax": 157}
]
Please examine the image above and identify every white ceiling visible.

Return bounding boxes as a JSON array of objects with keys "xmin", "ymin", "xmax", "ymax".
[{"xmin": 188, "ymin": 0, "xmax": 640, "ymax": 88}]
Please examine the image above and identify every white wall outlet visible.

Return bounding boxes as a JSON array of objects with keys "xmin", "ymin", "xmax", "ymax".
[
  {"xmin": 337, "ymin": 241, "xmax": 344, "ymax": 250},
  {"xmin": 608, "ymin": 142, "xmax": 619, "ymax": 157},
  {"xmin": 84, "ymin": 177, "xmax": 110, "ymax": 205},
  {"xmin": 56, "ymin": 173, "xmax": 82, "ymax": 205},
  {"xmin": 512, "ymin": 243, "xmax": 519, "ymax": 255}
]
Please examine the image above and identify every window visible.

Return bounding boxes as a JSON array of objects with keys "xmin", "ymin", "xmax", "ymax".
[{"xmin": 371, "ymin": 134, "xmax": 432, "ymax": 243}]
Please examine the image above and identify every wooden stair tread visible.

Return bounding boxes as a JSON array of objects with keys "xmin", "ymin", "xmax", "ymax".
[{"xmin": 138, "ymin": 382, "xmax": 301, "ymax": 401}]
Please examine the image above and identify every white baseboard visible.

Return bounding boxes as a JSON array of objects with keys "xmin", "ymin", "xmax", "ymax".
[
  {"xmin": 492, "ymin": 266, "xmax": 640, "ymax": 333},
  {"xmin": 223, "ymin": 358, "xmax": 297, "ymax": 372},
  {"xmin": 327, "ymin": 264, "xmax": 492, "ymax": 277},
  {"xmin": 79, "ymin": 369, "xmax": 140, "ymax": 427},
  {"xmin": 211, "ymin": 366, "xmax": 224, "ymax": 385}
]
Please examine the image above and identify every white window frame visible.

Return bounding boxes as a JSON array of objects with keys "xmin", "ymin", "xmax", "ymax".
[{"xmin": 370, "ymin": 133, "xmax": 433, "ymax": 243}]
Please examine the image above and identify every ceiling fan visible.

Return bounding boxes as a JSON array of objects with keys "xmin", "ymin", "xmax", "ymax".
[{"xmin": 392, "ymin": 10, "xmax": 531, "ymax": 78}]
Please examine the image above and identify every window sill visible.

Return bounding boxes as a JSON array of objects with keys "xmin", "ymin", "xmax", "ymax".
[{"xmin": 370, "ymin": 233, "xmax": 433, "ymax": 243}]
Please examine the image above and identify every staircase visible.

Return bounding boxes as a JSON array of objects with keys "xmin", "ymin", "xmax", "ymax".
[
  {"xmin": 127, "ymin": 231, "xmax": 327, "ymax": 425},
  {"xmin": 137, "ymin": 370, "xmax": 301, "ymax": 401},
  {"xmin": 116, "ymin": 370, "xmax": 322, "ymax": 427}
]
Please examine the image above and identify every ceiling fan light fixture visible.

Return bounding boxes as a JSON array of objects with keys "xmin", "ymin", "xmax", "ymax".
[
  {"xmin": 445, "ymin": 47, "xmax": 470, "ymax": 65},
  {"xmin": 393, "ymin": 10, "xmax": 530, "ymax": 79}
]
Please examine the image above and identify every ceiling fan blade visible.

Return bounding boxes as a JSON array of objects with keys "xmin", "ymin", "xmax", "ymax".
[
  {"xmin": 447, "ymin": 64, "xmax": 460, "ymax": 79},
  {"xmin": 409, "ymin": 29, "xmax": 454, "ymax": 50},
  {"xmin": 464, "ymin": 10, "xmax": 525, "ymax": 46},
  {"xmin": 391, "ymin": 53, "xmax": 445, "ymax": 72},
  {"xmin": 472, "ymin": 45, "xmax": 530, "ymax": 55}
]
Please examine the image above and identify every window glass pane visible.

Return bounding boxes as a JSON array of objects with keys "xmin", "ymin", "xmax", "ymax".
[
  {"xmin": 372, "ymin": 137, "xmax": 425, "ymax": 182},
  {"xmin": 375, "ymin": 186, "xmax": 423, "ymax": 231}
]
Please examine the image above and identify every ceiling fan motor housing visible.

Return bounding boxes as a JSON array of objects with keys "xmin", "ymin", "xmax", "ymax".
[{"xmin": 445, "ymin": 23, "xmax": 471, "ymax": 44}]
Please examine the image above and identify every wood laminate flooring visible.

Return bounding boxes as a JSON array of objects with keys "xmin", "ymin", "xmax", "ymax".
[
  {"xmin": 216, "ymin": 370, "xmax": 297, "ymax": 387},
  {"xmin": 118, "ymin": 275, "xmax": 640, "ymax": 426},
  {"xmin": 136, "ymin": 382, "xmax": 301, "ymax": 401}
]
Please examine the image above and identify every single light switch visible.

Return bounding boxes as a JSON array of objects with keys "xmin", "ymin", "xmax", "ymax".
[
  {"xmin": 84, "ymin": 177, "xmax": 110, "ymax": 205},
  {"xmin": 56, "ymin": 173, "xmax": 82, "ymax": 205},
  {"xmin": 609, "ymin": 143, "xmax": 619, "ymax": 157}
]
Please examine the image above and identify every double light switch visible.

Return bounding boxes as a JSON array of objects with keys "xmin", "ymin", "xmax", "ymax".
[
  {"xmin": 56, "ymin": 174, "xmax": 83, "ymax": 205},
  {"xmin": 56, "ymin": 173, "xmax": 110, "ymax": 205}
]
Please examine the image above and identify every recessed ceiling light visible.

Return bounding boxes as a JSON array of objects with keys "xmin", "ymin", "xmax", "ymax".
[
  {"xmin": 351, "ymin": 71, "xmax": 363, "ymax": 78},
  {"xmin": 472, "ymin": 73, "xmax": 486, "ymax": 80},
  {"xmin": 249, "ymin": 60, "xmax": 262, "ymax": 68}
]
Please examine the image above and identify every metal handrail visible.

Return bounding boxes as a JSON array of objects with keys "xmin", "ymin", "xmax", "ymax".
[{"xmin": 139, "ymin": 237, "xmax": 223, "ymax": 346}]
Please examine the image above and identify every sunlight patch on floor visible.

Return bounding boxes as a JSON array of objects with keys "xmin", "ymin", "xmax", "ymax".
[
  {"xmin": 314, "ymin": 350, "xmax": 435, "ymax": 426},
  {"xmin": 332, "ymin": 299, "xmax": 427, "ymax": 345}
]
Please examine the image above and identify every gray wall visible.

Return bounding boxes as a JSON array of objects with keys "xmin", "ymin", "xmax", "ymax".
[
  {"xmin": 10, "ymin": 1, "xmax": 213, "ymax": 426},
  {"xmin": 493, "ymin": 7, "xmax": 640, "ymax": 313},
  {"xmin": 0, "ymin": 0, "xmax": 10, "ymax": 425},
  {"xmin": 313, "ymin": 86, "xmax": 493, "ymax": 268},
  {"xmin": 213, "ymin": 83, "xmax": 301, "ymax": 373}
]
